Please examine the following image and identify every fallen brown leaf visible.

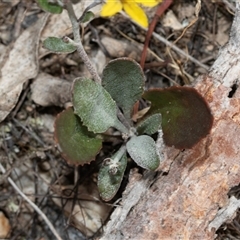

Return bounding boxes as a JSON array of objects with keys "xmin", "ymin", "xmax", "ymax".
[
  {"xmin": 0, "ymin": 211, "xmax": 11, "ymax": 238},
  {"xmin": 31, "ymin": 72, "xmax": 72, "ymax": 107},
  {"xmin": 0, "ymin": 14, "xmax": 48, "ymax": 122}
]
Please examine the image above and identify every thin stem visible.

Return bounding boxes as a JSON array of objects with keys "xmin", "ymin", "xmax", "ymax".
[
  {"xmin": 152, "ymin": 31, "xmax": 209, "ymax": 70},
  {"xmin": 120, "ymin": 11, "xmax": 209, "ymax": 70},
  {"xmin": 0, "ymin": 163, "xmax": 62, "ymax": 240},
  {"xmin": 112, "ymin": 144, "xmax": 127, "ymax": 163},
  {"xmin": 140, "ymin": 0, "xmax": 172, "ymax": 69},
  {"xmin": 114, "ymin": 119, "xmax": 129, "ymax": 135},
  {"xmin": 117, "ymin": 109, "xmax": 132, "ymax": 129},
  {"xmin": 64, "ymin": 1, "xmax": 102, "ymax": 84},
  {"xmin": 78, "ymin": 0, "xmax": 103, "ymax": 22}
]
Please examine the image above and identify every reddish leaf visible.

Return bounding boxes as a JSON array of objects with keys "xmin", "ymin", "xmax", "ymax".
[
  {"xmin": 54, "ymin": 108, "xmax": 102, "ymax": 165},
  {"xmin": 143, "ymin": 86, "xmax": 213, "ymax": 149}
]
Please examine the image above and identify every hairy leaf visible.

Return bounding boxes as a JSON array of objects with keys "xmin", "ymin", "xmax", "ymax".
[
  {"xmin": 127, "ymin": 135, "xmax": 160, "ymax": 170},
  {"xmin": 37, "ymin": 0, "xmax": 63, "ymax": 14},
  {"xmin": 80, "ymin": 11, "xmax": 95, "ymax": 23},
  {"xmin": 73, "ymin": 78, "xmax": 127, "ymax": 133},
  {"xmin": 98, "ymin": 152, "xmax": 127, "ymax": 201},
  {"xmin": 143, "ymin": 86, "xmax": 213, "ymax": 149},
  {"xmin": 136, "ymin": 113, "xmax": 162, "ymax": 135},
  {"xmin": 43, "ymin": 37, "xmax": 77, "ymax": 53},
  {"xmin": 54, "ymin": 108, "xmax": 102, "ymax": 165},
  {"xmin": 102, "ymin": 58, "xmax": 145, "ymax": 120}
]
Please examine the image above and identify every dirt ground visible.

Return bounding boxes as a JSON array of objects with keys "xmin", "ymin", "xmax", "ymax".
[{"xmin": 0, "ymin": 0, "xmax": 238, "ymax": 239}]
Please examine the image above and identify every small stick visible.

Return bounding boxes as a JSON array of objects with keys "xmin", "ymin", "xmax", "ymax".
[
  {"xmin": 152, "ymin": 31, "xmax": 209, "ymax": 70},
  {"xmin": 0, "ymin": 163, "xmax": 62, "ymax": 240}
]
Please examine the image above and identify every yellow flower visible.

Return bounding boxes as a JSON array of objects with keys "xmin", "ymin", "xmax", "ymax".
[{"xmin": 100, "ymin": 0, "xmax": 161, "ymax": 28}]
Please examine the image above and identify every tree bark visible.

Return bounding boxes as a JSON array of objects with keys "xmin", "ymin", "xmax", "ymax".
[{"xmin": 99, "ymin": 1, "xmax": 240, "ymax": 240}]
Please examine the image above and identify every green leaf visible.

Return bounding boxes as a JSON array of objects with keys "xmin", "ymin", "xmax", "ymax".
[
  {"xmin": 98, "ymin": 152, "xmax": 127, "ymax": 201},
  {"xmin": 102, "ymin": 58, "xmax": 145, "ymax": 120},
  {"xmin": 143, "ymin": 86, "xmax": 213, "ymax": 149},
  {"xmin": 43, "ymin": 37, "xmax": 77, "ymax": 53},
  {"xmin": 54, "ymin": 108, "xmax": 102, "ymax": 165},
  {"xmin": 126, "ymin": 135, "xmax": 160, "ymax": 170},
  {"xmin": 80, "ymin": 11, "xmax": 95, "ymax": 23},
  {"xmin": 136, "ymin": 113, "xmax": 162, "ymax": 135},
  {"xmin": 73, "ymin": 78, "xmax": 128, "ymax": 133},
  {"xmin": 37, "ymin": 0, "xmax": 63, "ymax": 14}
]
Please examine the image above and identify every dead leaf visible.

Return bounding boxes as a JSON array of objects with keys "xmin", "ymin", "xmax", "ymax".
[
  {"xmin": 31, "ymin": 72, "xmax": 72, "ymax": 107},
  {"xmin": 91, "ymin": 49, "xmax": 107, "ymax": 75},
  {"xmin": 215, "ymin": 17, "xmax": 231, "ymax": 46},
  {"xmin": 131, "ymin": 107, "xmax": 150, "ymax": 122},
  {"xmin": 177, "ymin": 4, "xmax": 196, "ymax": 22},
  {"xmin": 0, "ymin": 211, "xmax": 11, "ymax": 238},
  {"xmin": 51, "ymin": 180, "xmax": 112, "ymax": 237},
  {"xmin": 0, "ymin": 0, "xmax": 20, "ymax": 18},
  {"xmin": 162, "ymin": 10, "xmax": 184, "ymax": 30},
  {"xmin": 0, "ymin": 14, "xmax": 49, "ymax": 123},
  {"xmin": 101, "ymin": 36, "xmax": 151, "ymax": 62}
]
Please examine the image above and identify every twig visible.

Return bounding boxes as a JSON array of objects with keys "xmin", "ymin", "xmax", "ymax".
[
  {"xmin": 12, "ymin": 118, "xmax": 45, "ymax": 146},
  {"xmin": 152, "ymin": 31, "xmax": 209, "ymax": 70},
  {"xmin": 11, "ymin": 83, "xmax": 30, "ymax": 118},
  {"xmin": 121, "ymin": 10, "xmax": 209, "ymax": 71},
  {"xmin": 113, "ymin": 25, "xmax": 163, "ymax": 63},
  {"xmin": 64, "ymin": 1, "xmax": 102, "ymax": 84},
  {"xmin": 154, "ymin": 69, "xmax": 180, "ymax": 86},
  {"xmin": 173, "ymin": 0, "xmax": 201, "ymax": 45},
  {"xmin": 0, "ymin": 162, "xmax": 63, "ymax": 240},
  {"xmin": 222, "ymin": 0, "xmax": 236, "ymax": 14},
  {"xmin": 89, "ymin": 24, "xmax": 112, "ymax": 58}
]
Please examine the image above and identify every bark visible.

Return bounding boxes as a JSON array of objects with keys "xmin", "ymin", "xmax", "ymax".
[{"xmin": 99, "ymin": 2, "xmax": 240, "ymax": 240}]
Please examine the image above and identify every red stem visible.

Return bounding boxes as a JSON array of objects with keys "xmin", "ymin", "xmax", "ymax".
[{"xmin": 140, "ymin": 0, "xmax": 173, "ymax": 69}]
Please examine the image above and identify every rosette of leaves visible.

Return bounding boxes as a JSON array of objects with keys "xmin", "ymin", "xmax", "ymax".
[{"xmin": 55, "ymin": 57, "xmax": 213, "ymax": 201}]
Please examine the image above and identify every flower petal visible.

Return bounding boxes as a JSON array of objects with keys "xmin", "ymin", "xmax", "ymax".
[
  {"xmin": 135, "ymin": 0, "xmax": 161, "ymax": 7},
  {"xmin": 100, "ymin": 0, "xmax": 122, "ymax": 17},
  {"xmin": 123, "ymin": 2, "xmax": 148, "ymax": 27}
]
